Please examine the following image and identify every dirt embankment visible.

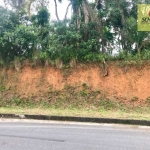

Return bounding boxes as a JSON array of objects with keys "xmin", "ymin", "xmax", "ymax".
[{"xmin": 0, "ymin": 62, "xmax": 150, "ymax": 105}]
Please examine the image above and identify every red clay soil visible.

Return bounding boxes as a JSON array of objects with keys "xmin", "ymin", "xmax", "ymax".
[{"xmin": 1, "ymin": 62, "xmax": 150, "ymax": 104}]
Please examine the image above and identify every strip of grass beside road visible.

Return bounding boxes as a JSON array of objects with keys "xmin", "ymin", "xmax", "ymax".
[{"xmin": 0, "ymin": 107, "xmax": 150, "ymax": 121}]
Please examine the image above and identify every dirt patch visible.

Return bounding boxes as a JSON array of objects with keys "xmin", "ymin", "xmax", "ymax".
[{"xmin": 0, "ymin": 62, "xmax": 150, "ymax": 106}]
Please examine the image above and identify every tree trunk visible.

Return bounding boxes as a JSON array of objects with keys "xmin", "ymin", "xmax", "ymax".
[
  {"xmin": 64, "ymin": 3, "xmax": 71, "ymax": 20},
  {"xmin": 54, "ymin": 0, "xmax": 60, "ymax": 21},
  {"xmin": 82, "ymin": 1, "xmax": 89, "ymax": 24}
]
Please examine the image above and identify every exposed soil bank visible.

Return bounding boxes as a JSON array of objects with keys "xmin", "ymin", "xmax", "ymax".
[{"xmin": 0, "ymin": 62, "xmax": 150, "ymax": 106}]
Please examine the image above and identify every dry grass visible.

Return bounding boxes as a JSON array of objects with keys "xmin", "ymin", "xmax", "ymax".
[{"xmin": 0, "ymin": 107, "xmax": 150, "ymax": 120}]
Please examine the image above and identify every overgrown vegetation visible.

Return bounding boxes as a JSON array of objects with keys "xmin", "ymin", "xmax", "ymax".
[
  {"xmin": 0, "ymin": 84, "xmax": 115, "ymax": 110},
  {"xmin": 0, "ymin": 0, "xmax": 150, "ymax": 68}
]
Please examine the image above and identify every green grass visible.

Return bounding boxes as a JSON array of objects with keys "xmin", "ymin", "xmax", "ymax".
[{"xmin": 0, "ymin": 106, "xmax": 150, "ymax": 120}]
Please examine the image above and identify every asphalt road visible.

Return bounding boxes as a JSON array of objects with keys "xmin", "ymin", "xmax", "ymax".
[{"xmin": 0, "ymin": 120, "xmax": 150, "ymax": 150}]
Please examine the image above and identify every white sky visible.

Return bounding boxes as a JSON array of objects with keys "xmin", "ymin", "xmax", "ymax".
[{"xmin": 49, "ymin": 0, "xmax": 71, "ymax": 20}]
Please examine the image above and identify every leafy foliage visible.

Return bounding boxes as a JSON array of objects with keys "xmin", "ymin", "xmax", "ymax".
[{"xmin": 0, "ymin": 0, "xmax": 150, "ymax": 67}]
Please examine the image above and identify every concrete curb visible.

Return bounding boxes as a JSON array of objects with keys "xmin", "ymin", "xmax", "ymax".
[{"xmin": 0, "ymin": 114, "xmax": 150, "ymax": 126}]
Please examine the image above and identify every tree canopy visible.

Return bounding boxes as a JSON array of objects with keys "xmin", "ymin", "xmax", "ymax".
[{"xmin": 0, "ymin": 0, "xmax": 150, "ymax": 67}]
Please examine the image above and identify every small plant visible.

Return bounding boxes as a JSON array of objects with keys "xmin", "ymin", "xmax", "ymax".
[
  {"xmin": 146, "ymin": 97, "xmax": 150, "ymax": 102},
  {"xmin": 80, "ymin": 90, "xmax": 88, "ymax": 97},
  {"xmin": 82, "ymin": 83, "xmax": 87, "ymax": 87},
  {"xmin": 131, "ymin": 96, "xmax": 139, "ymax": 102},
  {"xmin": 0, "ymin": 84, "xmax": 5, "ymax": 92},
  {"xmin": 99, "ymin": 98, "xmax": 116, "ymax": 110},
  {"xmin": 12, "ymin": 97, "xmax": 21, "ymax": 105},
  {"xmin": 41, "ymin": 99, "xmax": 50, "ymax": 108}
]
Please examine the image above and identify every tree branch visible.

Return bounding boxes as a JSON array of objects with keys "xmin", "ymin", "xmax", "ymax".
[
  {"xmin": 64, "ymin": 3, "xmax": 71, "ymax": 20},
  {"xmin": 54, "ymin": 0, "xmax": 60, "ymax": 21}
]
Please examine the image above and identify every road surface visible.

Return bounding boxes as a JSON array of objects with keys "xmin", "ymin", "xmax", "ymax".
[{"xmin": 0, "ymin": 119, "xmax": 150, "ymax": 150}]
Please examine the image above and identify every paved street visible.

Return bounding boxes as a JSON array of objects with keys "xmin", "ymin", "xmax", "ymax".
[{"xmin": 0, "ymin": 120, "xmax": 150, "ymax": 150}]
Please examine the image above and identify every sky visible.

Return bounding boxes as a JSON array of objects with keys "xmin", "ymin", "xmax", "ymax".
[{"xmin": 49, "ymin": 0, "xmax": 71, "ymax": 20}]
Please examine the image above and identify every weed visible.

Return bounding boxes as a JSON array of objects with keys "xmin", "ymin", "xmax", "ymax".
[
  {"xmin": 82, "ymin": 83, "xmax": 87, "ymax": 87},
  {"xmin": 0, "ymin": 84, "xmax": 5, "ymax": 92},
  {"xmin": 146, "ymin": 97, "xmax": 150, "ymax": 102},
  {"xmin": 99, "ymin": 98, "xmax": 119, "ymax": 110},
  {"xmin": 131, "ymin": 96, "xmax": 139, "ymax": 102},
  {"xmin": 41, "ymin": 99, "xmax": 50, "ymax": 108},
  {"xmin": 14, "ymin": 97, "xmax": 21, "ymax": 105},
  {"xmin": 80, "ymin": 90, "xmax": 88, "ymax": 97},
  {"xmin": 7, "ymin": 86, "xmax": 11, "ymax": 91}
]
